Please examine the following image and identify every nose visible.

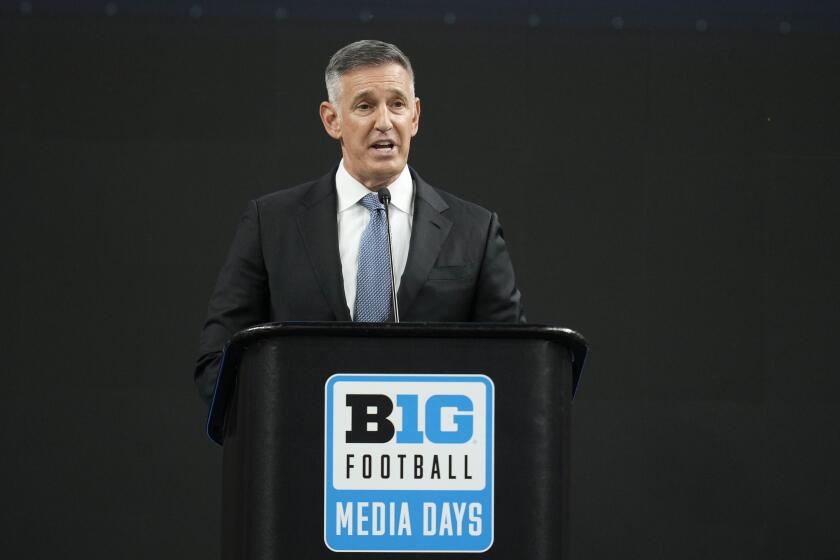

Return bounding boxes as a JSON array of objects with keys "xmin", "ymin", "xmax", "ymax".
[{"xmin": 374, "ymin": 104, "xmax": 392, "ymax": 132}]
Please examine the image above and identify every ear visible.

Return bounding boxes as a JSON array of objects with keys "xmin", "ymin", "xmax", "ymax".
[
  {"xmin": 410, "ymin": 97, "xmax": 421, "ymax": 137},
  {"xmin": 320, "ymin": 101, "xmax": 342, "ymax": 140}
]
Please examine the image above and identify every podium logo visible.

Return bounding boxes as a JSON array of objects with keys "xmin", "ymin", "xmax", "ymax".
[
  {"xmin": 324, "ymin": 374, "xmax": 494, "ymax": 553},
  {"xmin": 344, "ymin": 394, "xmax": 474, "ymax": 444}
]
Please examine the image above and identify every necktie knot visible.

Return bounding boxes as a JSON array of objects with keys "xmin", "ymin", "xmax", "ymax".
[{"xmin": 359, "ymin": 192, "xmax": 385, "ymax": 212}]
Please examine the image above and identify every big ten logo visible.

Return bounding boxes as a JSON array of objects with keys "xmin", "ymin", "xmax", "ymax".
[
  {"xmin": 330, "ymin": 379, "xmax": 489, "ymax": 491},
  {"xmin": 345, "ymin": 394, "xmax": 474, "ymax": 444},
  {"xmin": 325, "ymin": 376, "xmax": 494, "ymax": 552}
]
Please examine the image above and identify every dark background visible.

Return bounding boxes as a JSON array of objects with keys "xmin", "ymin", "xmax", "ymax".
[{"xmin": 2, "ymin": 1, "xmax": 839, "ymax": 558}]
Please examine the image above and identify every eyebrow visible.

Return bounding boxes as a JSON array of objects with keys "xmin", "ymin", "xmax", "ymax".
[{"xmin": 350, "ymin": 88, "xmax": 409, "ymax": 103}]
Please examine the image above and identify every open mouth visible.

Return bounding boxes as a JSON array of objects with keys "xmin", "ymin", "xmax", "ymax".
[{"xmin": 370, "ymin": 141, "xmax": 396, "ymax": 153}]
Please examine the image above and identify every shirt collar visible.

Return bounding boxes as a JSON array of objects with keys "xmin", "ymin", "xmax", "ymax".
[{"xmin": 335, "ymin": 159, "xmax": 413, "ymax": 214}]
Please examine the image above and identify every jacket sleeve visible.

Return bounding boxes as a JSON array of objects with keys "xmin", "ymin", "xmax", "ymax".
[
  {"xmin": 194, "ymin": 200, "xmax": 270, "ymax": 405},
  {"xmin": 470, "ymin": 212, "xmax": 526, "ymax": 323}
]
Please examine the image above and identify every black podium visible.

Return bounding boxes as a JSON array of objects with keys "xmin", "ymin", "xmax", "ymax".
[{"xmin": 207, "ymin": 322, "xmax": 587, "ymax": 559}]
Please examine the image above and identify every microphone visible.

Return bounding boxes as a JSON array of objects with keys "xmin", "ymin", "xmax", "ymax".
[{"xmin": 378, "ymin": 188, "xmax": 400, "ymax": 323}]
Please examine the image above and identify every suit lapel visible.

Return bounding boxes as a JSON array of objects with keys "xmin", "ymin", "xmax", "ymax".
[
  {"xmin": 398, "ymin": 169, "xmax": 452, "ymax": 316},
  {"xmin": 296, "ymin": 170, "xmax": 352, "ymax": 321}
]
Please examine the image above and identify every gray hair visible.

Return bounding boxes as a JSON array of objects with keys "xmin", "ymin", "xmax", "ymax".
[{"xmin": 325, "ymin": 40, "xmax": 415, "ymax": 106}]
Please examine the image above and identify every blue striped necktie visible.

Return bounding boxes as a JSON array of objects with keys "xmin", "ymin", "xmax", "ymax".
[{"xmin": 354, "ymin": 193, "xmax": 393, "ymax": 322}]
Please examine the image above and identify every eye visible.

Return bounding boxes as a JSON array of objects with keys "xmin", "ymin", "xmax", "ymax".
[{"xmin": 356, "ymin": 102, "xmax": 372, "ymax": 111}]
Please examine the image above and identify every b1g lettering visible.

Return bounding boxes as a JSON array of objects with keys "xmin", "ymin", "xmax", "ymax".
[{"xmin": 345, "ymin": 394, "xmax": 474, "ymax": 444}]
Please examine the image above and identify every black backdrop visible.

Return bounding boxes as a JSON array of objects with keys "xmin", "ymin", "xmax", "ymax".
[{"xmin": 2, "ymin": 6, "xmax": 839, "ymax": 560}]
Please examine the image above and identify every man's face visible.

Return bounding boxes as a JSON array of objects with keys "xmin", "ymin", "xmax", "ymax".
[{"xmin": 320, "ymin": 63, "xmax": 420, "ymax": 190}]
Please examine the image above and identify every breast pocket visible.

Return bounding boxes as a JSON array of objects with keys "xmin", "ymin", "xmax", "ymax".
[{"xmin": 427, "ymin": 264, "xmax": 473, "ymax": 281}]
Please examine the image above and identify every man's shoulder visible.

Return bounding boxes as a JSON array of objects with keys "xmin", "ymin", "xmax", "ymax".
[
  {"xmin": 412, "ymin": 168, "xmax": 495, "ymax": 225},
  {"xmin": 252, "ymin": 169, "xmax": 334, "ymax": 214},
  {"xmin": 435, "ymin": 187, "xmax": 493, "ymax": 216}
]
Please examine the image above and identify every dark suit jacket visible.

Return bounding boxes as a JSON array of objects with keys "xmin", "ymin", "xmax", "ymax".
[{"xmin": 194, "ymin": 166, "xmax": 525, "ymax": 403}]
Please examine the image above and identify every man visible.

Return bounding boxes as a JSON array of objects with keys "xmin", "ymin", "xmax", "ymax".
[{"xmin": 194, "ymin": 40, "xmax": 524, "ymax": 404}]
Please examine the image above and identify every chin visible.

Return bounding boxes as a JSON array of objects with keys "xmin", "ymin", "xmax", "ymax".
[{"xmin": 369, "ymin": 162, "xmax": 401, "ymax": 178}]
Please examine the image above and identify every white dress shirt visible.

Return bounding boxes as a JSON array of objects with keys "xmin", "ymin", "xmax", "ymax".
[{"xmin": 336, "ymin": 160, "xmax": 414, "ymax": 319}]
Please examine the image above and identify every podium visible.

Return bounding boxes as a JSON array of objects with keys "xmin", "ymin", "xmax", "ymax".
[{"xmin": 207, "ymin": 322, "xmax": 587, "ymax": 559}]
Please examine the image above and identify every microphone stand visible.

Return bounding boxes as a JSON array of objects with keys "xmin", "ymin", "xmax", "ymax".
[{"xmin": 378, "ymin": 188, "xmax": 400, "ymax": 323}]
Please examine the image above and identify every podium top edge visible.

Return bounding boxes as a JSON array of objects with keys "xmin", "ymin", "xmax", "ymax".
[
  {"xmin": 207, "ymin": 322, "xmax": 588, "ymax": 445},
  {"xmin": 229, "ymin": 321, "xmax": 587, "ymax": 347}
]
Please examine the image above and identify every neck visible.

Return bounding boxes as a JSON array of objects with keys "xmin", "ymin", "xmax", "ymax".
[
  {"xmin": 342, "ymin": 162, "xmax": 403, "ymax": 191},
  {"xmin": 363, "ymin": 177, "xmax": 397, "ymax": 191},
  {"xmin": 355, "ymin": 172, "xmax": 399, "ymax": 192}
]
